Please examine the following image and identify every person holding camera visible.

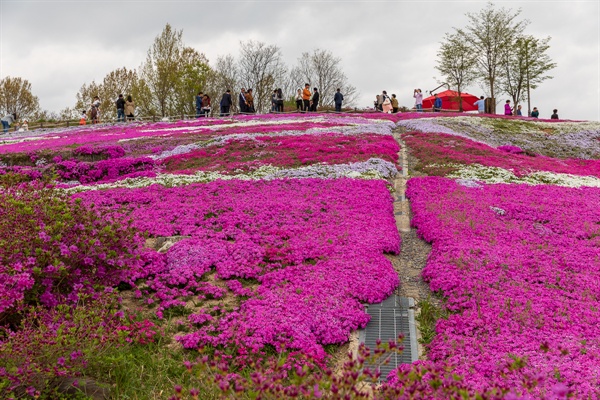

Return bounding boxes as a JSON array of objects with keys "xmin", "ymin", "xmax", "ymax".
[{"xmin": 413, "ymin": 89, "xmax": 423, "ymax": 111}]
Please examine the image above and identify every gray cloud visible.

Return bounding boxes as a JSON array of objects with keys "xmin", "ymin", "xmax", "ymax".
[{"xmin": 1, "ymin": 0, "xmax": 598, "ymax": 121}]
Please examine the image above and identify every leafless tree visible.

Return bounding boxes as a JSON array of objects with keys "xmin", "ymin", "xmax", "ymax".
[
  {"xmin": 238, "ymin": 40, "xmax": 287, "ymax": 113},
  {"xmin": 205, "ymin": 54, "xmax": 239, "ymax": 114},
  {"xmin": 289, "ymin": 49, "xmax": 358, "ymax": 108}
]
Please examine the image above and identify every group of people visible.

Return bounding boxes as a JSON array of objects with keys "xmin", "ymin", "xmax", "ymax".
[
  {"xmin": 294, "ymin": 84, "xmax": 323, "ymax": 112},
  {"xmin": 503, "ymin": 100, "xmax": 558, "ymax": 119},
  {"xmin": 374, "ymin": 91, "xmax": 399, "ymax": 113},
  {"xmin": 195, "ymin": 84, "xmax": 344, "ymax": 118},
  {"xmin": 79, "ymin": 95, "xmax": 136, "ymax": 125}
]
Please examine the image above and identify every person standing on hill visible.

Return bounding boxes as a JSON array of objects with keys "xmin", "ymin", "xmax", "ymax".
[
  {"xmin": 391, "ymin": 94, "xmax": 399, "ymax": 113},
  {"xmin": 531, "ymin": 107, "xmax": 539, "ymax": 118},
  {"xmin": 271, "ymin": 89, "xmax": 278, "ymax": 112},
  {"xmin": 1, "ymin": 113, "xmax": 17, "ymax": 133},
  {"xmin": 125, "ymin": 95, "xmax": 135, "ymax": 121},
  {"xmin": 473, "ymin": 96, "xmax": 485, "ymax": 114},
  {"xmin": 334, "ymin": 88, "xmax": 344, "ymax": 112},
  {"xmin": 381, "ymin": 91, "xmax": 392, "ymax": 113},
  {"xmin": 276, "ymin": 88, "xmax": 284, "ymax": 112},
  {"xmin": 413, "ymin": 89, "xmax": 423, "ymax": 111},
  {"xmin": 239, "ymin": 88, "xmax": 248, "ymax": 113},
  {"xmin": 433, "ymin": 94, "xmax": 442, "ymax": 112},
  {"xmin": 310, "ymin": 88, "xmax": 320, "ymax": 112},
  {"xmin": 220, "ymin": 89, "xmax": 232, "ymax": 116},
  {"xmin": 116, "ymin": 94, "xmax": 126, "ymax": 122},
  {"xmin": 551, "ymin": 109, "xmax": 559, "ymax": 119},
  {"xmin": 302, "ymin": 83, "xmax": 311, "ymax": 112},
  {"xmin": 201, "ymin": 94, "xmax": 211, "ymax": 117},
  {"xmin": 504, "ymin": 100, "xmax": 513, "ymax": 116},
  {"xmin": 195, "ymin": 92, "xmax": 204, "ymax": 118},
  {"xmin": 295, "ymin": 88, "xmax": 303, "ymax": 112},
  {"xmin": 245, "ymin": 89, "xmax": 255, "ymax": 113},
  {"xmin": 516, "ymin": 105, "xmax": 523, "ymax": 116},
  {"xmin": 79, "ymin": 110, "xmax": 87, "ymax": 125},
  {"xmin": 91, "ymin": 96, "xmax": 101, "ymax": 124}
]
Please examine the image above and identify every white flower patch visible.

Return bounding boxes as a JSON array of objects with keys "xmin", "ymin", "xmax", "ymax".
[
  {"xmin": 446, "ymin": 163, "xmax": 600, "ymax": 188},
  {"xmin": 66, "ymin": 158, "xmax": 398, "ymax": 192}
]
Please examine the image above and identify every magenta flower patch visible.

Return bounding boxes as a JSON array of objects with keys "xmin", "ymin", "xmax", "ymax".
[
  {"xmin": 406, "ymin": 177, "xmax": 600, "ymax": 397},
  {"xmin": 76, "ymin": 179, "xmax": 400, "ymax": 359}
]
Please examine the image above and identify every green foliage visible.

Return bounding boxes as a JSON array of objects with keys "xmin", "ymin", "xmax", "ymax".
[{"xmin": 416, "ymin": 296, "xmax": 449, "ymax": 346}]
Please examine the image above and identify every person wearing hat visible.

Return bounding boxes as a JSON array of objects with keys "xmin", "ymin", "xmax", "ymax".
[{"xmin": 1, "ymin": 113, "xmax": 17, "ymax": 134}]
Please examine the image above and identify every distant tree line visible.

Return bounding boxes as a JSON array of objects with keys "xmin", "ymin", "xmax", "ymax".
[
  {"xmin": 435, "ymin": 2, "xmax": 556, "ymax": 114},
  {"xmin": 0, "ymin": 24, "xmax": 357, "ymax": 121}
]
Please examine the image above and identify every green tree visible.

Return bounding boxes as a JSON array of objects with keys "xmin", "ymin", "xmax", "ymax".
[
  {"xmin": 171, "ymin": 47, "xmax": 211, "ymax": 116},
  {"xmin": 456, "ymin": 2, "xmax": 528, "ymax": 113},
  {"xmin": 0, "ymin": 76, "xmax": 40, "ymax": 118},
  {"xmin": 499, "ymin": 35, "xmax": 556, "ymax": 116},
  {"xmin": 139, "ymin": 24, "xmax": 211, "ymax": 117},
  {"xmin": 75, "ymin": 67, "xmax": 139, "ymax": 120},
  {"xmin": 435, "ymin": 34, "xmax": 479, "ymax": 112}
]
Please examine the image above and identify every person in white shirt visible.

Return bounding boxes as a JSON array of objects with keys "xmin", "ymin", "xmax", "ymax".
[{"xmin": 413, "ymin": 89, "xmax": 423, "ymax": 111}]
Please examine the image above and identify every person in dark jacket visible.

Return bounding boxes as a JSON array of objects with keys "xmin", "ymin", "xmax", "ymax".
[
  {"xmin": 531, "ymin": 107, "xmax": 539, "ymax": 118},
  {"xmin": 551, "ymin": 109, "xmax": 559, "ymax": 119},
  {"xmin": 116, "ymin": 94, "xmax": 126, "ymax": 122},
  {"xmin": 220, "ymin": 90, "xmax": 232, "ymax": 116},
  {"xmin": 334, "ymin": 88, "xmax": 343, "ymax": 112},
  {"xmin": 276, "ymin": 88, "xmax": 284, "ymax": 112},
  {"xmin": 239, "ymin": 88, "xmax": 248, "ymax": 113},
  {"xmin": 310, "ymin": 88, "xmax": 320, "ymax": 112},
  {"xmin": 433, "ymin": 94, "xmax": 443, "ymax": 112},
  {"xmin": 195, "ymin": 92, "xmax": 204, "ymax": 118}
]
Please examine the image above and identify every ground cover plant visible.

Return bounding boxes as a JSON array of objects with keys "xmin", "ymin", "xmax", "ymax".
[
  {"xmin": 2, "ymin": 111, "xmax": 596, "ymax": 399},
  {"xmin": 0, "ymin": 113, "xmax": 412, "ymax": 398},
  {"xmin": 399, "ymin": 114, "xmax": 600, "ymax": 398}
]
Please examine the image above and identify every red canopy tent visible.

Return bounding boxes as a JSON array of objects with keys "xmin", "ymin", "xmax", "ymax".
[{"xmin": 422, "ymin": 90, "xmax": 480, "ymax": 112}]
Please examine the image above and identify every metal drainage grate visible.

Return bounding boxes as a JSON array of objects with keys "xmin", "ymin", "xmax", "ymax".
[{"xmin": 358, "ymin": 296, "xmax": 418, "ymax": 381}]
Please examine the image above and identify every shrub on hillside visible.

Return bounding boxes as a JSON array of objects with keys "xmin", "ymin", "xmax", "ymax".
[{"xmin": 0, "ymin": 183, "xmax": 144, "ymax": 325}]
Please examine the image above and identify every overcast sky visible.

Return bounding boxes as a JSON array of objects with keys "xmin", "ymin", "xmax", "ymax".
[{"xmin": 1, "ymin": 0, "xmax": 599, "ymax": 121}]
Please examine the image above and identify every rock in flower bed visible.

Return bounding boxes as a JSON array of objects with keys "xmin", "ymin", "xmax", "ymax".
[{"xmin": 406, "ymin": 176, "xmax": 600, "ymax": 398}]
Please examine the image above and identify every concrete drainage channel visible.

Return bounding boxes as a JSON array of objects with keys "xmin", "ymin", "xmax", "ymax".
[{"xmin": 358, "ymin": 131, "xmax": 421, "ymax": 379}]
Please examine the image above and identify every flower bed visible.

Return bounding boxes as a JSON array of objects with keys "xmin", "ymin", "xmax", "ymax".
[
  {"xmin": 75, "ymin": 178, "xmax": 400, "ymax": 359},
  {"xmin": 397, "ymin": 115, "xmax": 600, "ymax": 159},
  {"xmin": 163, "ymin": 133, "xmax": 399, "ymax": 174},
  {"xmin": 0, "ymin": 115, "xmax": 400, "ymax": 184},
  {"xmin": 403, "ymin": 131, "xmax": 600, "ymax": 179},
  {"xmin": 406, "ymin": 176, "xmax": 600, "ymax": 397}
]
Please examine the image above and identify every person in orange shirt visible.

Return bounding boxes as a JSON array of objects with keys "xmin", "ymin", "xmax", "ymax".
[{"xmin": 302, "ymin": 83, "xmax": 311, "ymax": 112}]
